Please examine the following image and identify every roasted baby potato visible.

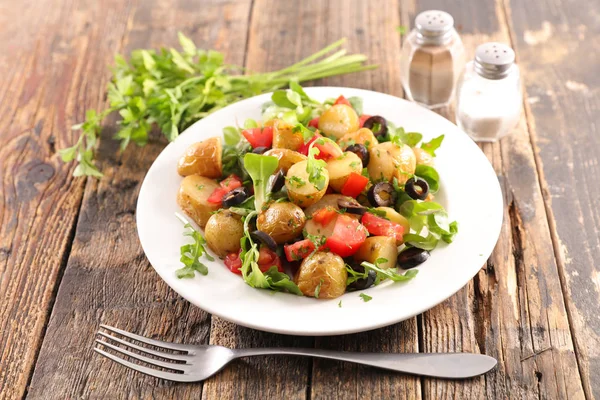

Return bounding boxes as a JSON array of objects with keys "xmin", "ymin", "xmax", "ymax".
[
  {"xmin": 256, "ymin": 202, "xmax": 306, "ymax": 244},
  {"xmin": 326, "ymin": 151, "xmax": 363, "ymax": 192},
  {"xmin": 264, "ymin": 148, "xmax": 307, "ymax": 173},
  {"xmin": 269, "ymin": 119, "xmax": 304, "ymax": 151},
  {"xmin": 367, "ymin": 142, "xmax": 416, "ymax": 184},
  {"xmin": 204, "ymin": 210, "xmax": 244, "ymax": 257},
  {"xmin": 285, "ymin": 160, "xmax": 329, "ymax": 207},
  {"xmin": 303, "ymin": 217, "xmax": 336, "ymax": 238},
  {"xmin": 412, "ymin": 147, "xmax": 434, "ymax": 166},
  {"xmin": 354, "ymin": 236, "xmax": 398, "ymax": 269},
  {"xmin": 338, "ymin": 127, "xmax": 379, "ymax": 150},
  {"xmin": 177, "ymin": 137, "xmax": 222, "ymax": 178},
  {"xmin": 318, "ymin": 104, "xmax": 360, "ymax": 140},
  {"xmin": 304, "ymin": 194, "xmax": 354, "ymax": 217},
  {"xmin": 375, "ymin": 206, "xmax": 410, "ymax": 235},
  {"xmin": 295, "ymin": 251, "xmax": 347, "ymax": 299},
  {"xmin": 177, "ymin": 175, "xmax": 221, "ymax": 228}
]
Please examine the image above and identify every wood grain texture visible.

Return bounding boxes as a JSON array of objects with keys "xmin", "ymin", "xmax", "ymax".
[
  {"xmin": 25, "ymin": 1, "xmax": 253, "ymax": 399},
  {"xmin": 504, "ymin": 0, "xmax": 600, "ymax": 397},
  {"xmin": 0, "ymin": 1, "xmax": 136, "ymax": 398},
  {"xmin": 407, "ymin": 0, "xmax": 585, "ymax": 398}
]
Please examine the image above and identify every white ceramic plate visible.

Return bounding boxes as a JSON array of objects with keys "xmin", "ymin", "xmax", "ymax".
[{"xmin": 137, "ymin": 87, "xmax": 503, "ymax": 336}]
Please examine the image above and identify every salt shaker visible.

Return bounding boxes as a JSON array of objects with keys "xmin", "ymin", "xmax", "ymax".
[
  {"xmin": 455, "ymin": 42, "xmax": 522, "ymax": 142},
  {"xmin": 400, "ymin": 10, "xmax": 465, "ymax": 109}
]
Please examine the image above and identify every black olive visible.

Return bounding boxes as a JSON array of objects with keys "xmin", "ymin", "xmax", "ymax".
[
  {"xmin": 397, "ymin": 247, "xmax": 430, "ymax": 269},
  {"xmin": 250, "ymin": 230, "xmax": 278, "ymax": 251},
  {"xmin": 347, "ymin": 263, "xmax": 377, "ymax": 291},
  {"xmin": 345, "ymin": 143, "xmax": 370, "ymax": 166},
  {"xmin": 268, "ymin": 170, "xmax": 285, "ymax": 193},
  {"xmin": 405, "ymin": 177, "xmax": 429, "ymax": 200},
  {"xmin": 222, "ymin": 187, "xmax": 248, "ymax": 207},
  {"xmin": 252, "ymin": 146, "xmax": 269, "ymax": 154},
  {"xmin": 337, "ymin": 198, "xmax": 367, "ymax": 215},
  {"xmin": 363, "ymin": 116, "xmax": 388, "ymax": 137},
  {"xmin": 367, "ymin": 182, "xmax": 397, "ymax": 207}
]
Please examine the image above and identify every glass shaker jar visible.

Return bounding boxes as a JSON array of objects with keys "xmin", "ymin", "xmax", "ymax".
[
  {"xmin": 400, "ymin": 10, "xmax": 465, "ymax": 109},
  {"xmin": 455, "ymin": 42, "xmax": 522, "ymax": 142}
]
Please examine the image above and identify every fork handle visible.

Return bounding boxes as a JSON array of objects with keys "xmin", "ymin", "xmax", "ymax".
[{"xmin": 232, "ymin": 348, "xmax": 496, "ymax": 379}]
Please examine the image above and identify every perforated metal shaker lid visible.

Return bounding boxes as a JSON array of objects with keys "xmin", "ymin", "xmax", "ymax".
[
  {"xmin": 474, "ymin": 42, "xmax": 516, "ymax": 79},
  {"xmin": 414, "ymin": 10, "xmax": 454, "ymax": 44}
]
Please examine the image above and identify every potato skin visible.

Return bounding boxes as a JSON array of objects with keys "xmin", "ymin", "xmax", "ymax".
[
  {"xmin": 354, "ymin": 236, "xmax": 398, "ymax": 270},
  {"xmin": 338, "ymin": 128, "xmax": 379, "ymax": 150},
  {"xmin": 269, "ymin": 119, "xmax": 304, "ymax": 151},
  {"xmin": 367, "ymin": 142, "xmax": 416, "ymax": 184},
  {"xmin": 412, "ymin": 147, "xmax": 434, "ymax": 166},
  {"xmin": 177, "ymin": 137, "xmax": 222, "ymax": 178},
  {"xmin": 285, "ymin": 160, "xmax": 329, "ymax": 207},
  {"xmin": 177, "ymin": 175, "xmax": 220, "ymax": 228},
  {"xmin": 256, "ymin": 202, "xmax": 306, "ymax": 244},
  {"xmin": 326, "ymin": 152, "xmax": 363, "ymax": 192},
  {"xmin": 295, "ymin": 252, "xmax": 347, "ymax": 299},
  {"xmin": 204, "ymin": 210, "xmax": 244, "ymax": 258},
  {"xmin": 318, "ymin": 104, "xmax": 360, "ymax": 140},
  {"xmin": 264, "ymin": 148, "xmax": 307, "ymax": 173}
]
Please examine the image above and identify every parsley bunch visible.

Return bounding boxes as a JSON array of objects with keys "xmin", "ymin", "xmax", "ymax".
[{"xmin": 59, "ymin": 34, "xmax": 375, "ymax": 177}]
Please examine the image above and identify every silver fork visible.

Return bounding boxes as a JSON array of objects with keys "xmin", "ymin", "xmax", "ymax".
[{"xmin": 94, "ymin": 325, "xmax": 496, "ymax": 382}]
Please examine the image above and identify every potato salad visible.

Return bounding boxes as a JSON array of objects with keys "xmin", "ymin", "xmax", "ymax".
[{"xmin": 175, "ymin": 84, "xmax": 457, "ymax": 300}]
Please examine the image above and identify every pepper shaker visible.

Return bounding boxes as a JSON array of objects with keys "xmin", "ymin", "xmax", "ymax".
[
  {"xmin": 400, "ymin": 10, "xmax": 465, "ymax": 109},
  {"xmin": 455, "ymin": 42, "xmax": 522, "ymax": 142}
]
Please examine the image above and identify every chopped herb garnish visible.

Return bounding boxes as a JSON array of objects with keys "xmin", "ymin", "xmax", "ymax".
[
  {"xmin": 359, "ymin": 293, "xmax": 372, "ymax": 302},
  {"xmin": 314, "ymin": 278, "xmax": 324, "ymax": 298},
  {"xmin": 174, "ymin": 213, "xmax": 215, "ymax": 278}
]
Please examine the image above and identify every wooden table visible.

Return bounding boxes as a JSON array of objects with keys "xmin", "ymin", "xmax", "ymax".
[{"xmin": 1, "ymin": 0, "xmax": 598, "ymax": 398}]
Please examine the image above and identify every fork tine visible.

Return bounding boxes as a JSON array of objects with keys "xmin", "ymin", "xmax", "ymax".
[
  {"xmin": 99, "ymin": 325, "xmax": 195, "ymax": 352},
  {"xmin": 97, "ymin": 331, "xmax": 191, "ymax": 362},
  {"xmin": 95, "ymin": 339, "xmax": 189, "ymax": 372},
  {"xmin": 94, "ymin": 348, "xmax": 195, "ymax": 382}
]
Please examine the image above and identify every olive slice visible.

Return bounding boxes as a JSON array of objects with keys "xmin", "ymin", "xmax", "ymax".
[
  {"xmin": 222, "ymin": 187, "xmax": 248, "ymax": 207},
  {"xmin": 362, "ymin": 116, "xmax": 388, "ymax": 137},
  {"xmin": 397, "ymin": 247, "xmax": 430, "ymax": 269},
  {"xmin": 252, "ymin": 146, "xmax": 269, "ymax": 154},
  {"xmin": 367, "ymin": 182, "xmax": 397, "ymax": 207},
  {"xmin": 250, "ymin": 230, "xmax": 278, "ymax": 251},
  {"xmin": 345, "ymin": 143, "xmax": 370, "ymax": 166},
  {"xmin": 337, "ymin": 198, "xmax": 367, "ymax": 215},
  {"xmin": 347, "ymin": 264, "xmax": 376, "ymax": 291},
  {"xmin": 268, "ymin": 170, "xmax": 286, "ymax": 193},
  {"xmin": 405, "ymin": 177, "xmax": 429, "ymax": 200}
]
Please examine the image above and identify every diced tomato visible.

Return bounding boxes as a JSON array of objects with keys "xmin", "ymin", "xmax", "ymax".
[
  {"xmin": 308, "ymin": 117, "xmax": 320, "ymax": 128},
  {"xmin": 242, "ymin": 126, "xmax": 274, "ymax": 148},
  {"xmin": 314, "ymin": 140, "xmax": 343, "ymax": 160},
  {"xmin": 257, "ymin": 247, "xmax": 283, "ymax": 272},
  {"xmin": 298, "ymin": 132, "xmax": 322, "ymax": 156},
  {"xmin": 207, "ymin": 187, "xmax": 227, "ymax": 204},
  {"xmin": 359, "ymin": 114, "xmax": 371, "ymax": 128},
  {"xmin": 334, "ymin": 95, "xmax": 352, "ymax": 107},
  {"xmin": 341, "ymin": 173, "xmax": 369, "ymax": 197},
  {"xmin": 325, "ymin": 214, "xmax": 367, "ymax": 257},
  {"xmin": 284, "ymin": 239, "xmax": 316, "ymax": 262},
  {"xmin": 224, "ymin": 251, "xmax": 243, "ymax": 274},
  {"xmin": 361, "ymin": 212, "xmax": 405, "ymax": 242},
  {"xmin": 207, "ymin": 174, "xmax": 243, "ymax": 204},
  {"xmin": 312, "ymin": 207, "xmax": 338, "ymax": 226}
]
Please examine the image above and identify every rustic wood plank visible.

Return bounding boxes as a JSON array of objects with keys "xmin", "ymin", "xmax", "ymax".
[
  {"xmin": 25, "ymin": 1, "xmax": 253, "ymax": 399},
  {"xmin": 0, "ymin": 1, "xmax": 137, "ymax": 398},
  {"xmin": 405, "ymin": 0, "xmax": 585, "ymax": 398},
  {"xmin": 503, "ymin": 0, "xmax": 600, "ymax": 397}
]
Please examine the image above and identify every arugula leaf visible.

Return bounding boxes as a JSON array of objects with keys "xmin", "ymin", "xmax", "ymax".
[
  {"xmin": 421, "ymin": 135, "xmax": 444, "ymax": 156},
  {"xmin": 243, "ymin": 153, "xmax": 279, "ymax": 211},
  {"xmin": 174, "ymin": 213, "xmax": 215, "ymax": 278},
  {"xmin": 271, "ymin": 90, "xmax": 297, "ymax": 108},
  {"xmin": 306, "ymin": 147, "xmax": 328, "ymax": 191},
  {"xmin": 264, "ymin": 267, "xmax": 303, "ymax": 295},
  {"xmin": 360, "ymin": 261, "xmax": 419, "ymax": 283},
  {"xmin": 223, "ymin": 126, "xmax": 241, "ymax": 146},
  {"xmin": 414, "ymin": 165, "xmax": 440, "ymax": 193},
  {"xmin": 442, "ymin": 221, "xmax": 459, "ymax": 243},
  {"xmin": 348, "ymin": 96, "xmax": 363, "ymax": 115},
  {"xmin": 398, "ymin": 200, "xmax": 444, "ymax": 217},
  {"xmin": 359, "ymin": 293, "xmax": 373, "ymax": 302},
  {"xmin": 402, "ymin": 233, "xmax": 440, "ymax": 251}
]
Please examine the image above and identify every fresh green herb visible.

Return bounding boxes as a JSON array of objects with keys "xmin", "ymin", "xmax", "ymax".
[
  {"xmin": 414, "ymin": 165, "xmax": 440, "ymax": 193},
  {"xmin": 174, "ymin": 213, "xmax": 215, "ymax": 278},
  {"xmin": 366, "ymin": 207, "xmax": 388, "ymax": 218},
  {"xmin": 421, "ymin": 135, "xmax": 445, "ymax": 157},
  {"xmin": 196, "ymin": 184, "xmax": 205, "ymax": 191},
  {"xmin": 338, "ymin": 300, "xmax": 342, "ymax": 308},
  {"xmin": 314, "ymin": 278, "xmax": 324, "ymax": 298},
  {"xmin": 293, "ymin": 123, "xmax": 315, "ymax": 142},
  {"xmin": 349, "ymin": 161, "xmax": 360, "ymax": 169},
  {"xmin": 360, "ymin": 261, "xmax": 419, "ymax": 283},
  {"xmin": 243, "ymin": 153, "xmax": 279, "ymax": 211},
  {"xmin": 243, "ymin": 118, "xmax": 259, "ymax": 129},
  {"xmin": 61, "ymin": 35, "xmax": 376, "ymax": 176},
  {"xmin": 396, "ymin": 26, "xmax": 407, "ymax": 35},
  {"xmin": 402, "ymin": 233, "xmax": 440, "ymax": 251},
  {"xmin": 223, "ymin": 126, "xmax": 241, "ymax": 146},
  {"xmin": 287, "ymin": 175, "xmax": 306, "ymax": 188},
  {"xmin": 306, "ymin": 146, "xmax": 328, "ymax": 190},
  {"xmin": 399, "ymin": 200, "xmax": 444, "ymax": 217},
  {"xmin": 348, "ymin": 96, "xmax": 363, "ymax": 115},
  {"xmin": 359, "ymin": 293, "xmax": 373, "ymax": 302}
]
